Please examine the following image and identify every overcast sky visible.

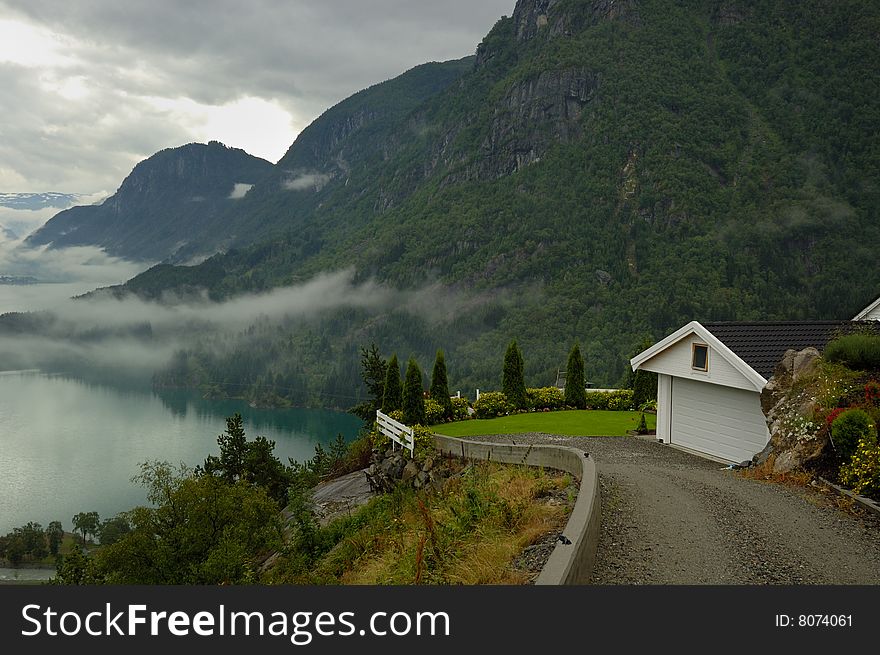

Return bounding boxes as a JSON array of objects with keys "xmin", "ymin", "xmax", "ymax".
[{"xmin": 0, "ymin": 0, "xmax": 514, "ymax": 196}]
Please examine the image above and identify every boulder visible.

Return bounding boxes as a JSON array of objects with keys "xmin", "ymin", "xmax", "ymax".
[{"xmin": 755, "ymin": 347, "xmax": 826, "ymax": 473}]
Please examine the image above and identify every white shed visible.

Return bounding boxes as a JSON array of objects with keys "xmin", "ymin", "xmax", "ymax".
[{"xmin": 630, "ymin": 320, "xmax": 869, "ymax": 464}]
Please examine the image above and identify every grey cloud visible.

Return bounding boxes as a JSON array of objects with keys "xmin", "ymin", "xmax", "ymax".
[
  {"xmin": 0, "ymin": 0, "xmax": 513, "ymax": 192},
  {"xmin": 228, "ymin": 183, "xmax": 254, "ymax": 199},
  {"xmin": 283, "ymin": 172, "xmax": 332, "ymax": 192}
]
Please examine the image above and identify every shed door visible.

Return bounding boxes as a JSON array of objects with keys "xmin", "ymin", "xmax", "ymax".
[{"xmin": 670, "ymin": 377, "xmax": 769, "ymax": 463}]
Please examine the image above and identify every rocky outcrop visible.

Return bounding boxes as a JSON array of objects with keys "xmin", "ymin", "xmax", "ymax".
[
  {"xmin": 512, "ymin": 0, "xmax": 639, "ymax": 43},
  {"xmin": 365, "ymin": 447, "xmax": 451, "ymax": 493},
  {"xmin": 443, "ymin": 67, "xmax": 599, "ymax": 183},
  {"xmin": 755, "ymin": 347, "xmax": 824, "ymax": 473}
]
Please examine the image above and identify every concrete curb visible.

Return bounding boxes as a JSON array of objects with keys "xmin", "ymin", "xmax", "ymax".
[
  {"xmin": 433, "ymin": 434, "xmax": 600, "ymax": 585},
  {"xmin": 818, "ymin": 477, "xmax": 880, "ymax": 519}
]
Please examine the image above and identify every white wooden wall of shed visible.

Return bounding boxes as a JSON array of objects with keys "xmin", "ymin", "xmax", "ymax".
[
  {"xmin": 638, "ymin": 333, "xmax": 756, "ymax": 391},
  {"xmin": 656, "ymin": 374, "xmax": 672, "ymax": 443}
]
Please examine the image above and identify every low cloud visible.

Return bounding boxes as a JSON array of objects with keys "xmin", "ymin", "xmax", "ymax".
[
  {"xmin": 228, "ymin": 183, "xmax": 254, "ymax": 200},
  {"xmin": 283, "ymin": 172, "xmax": 332, "ymax": 192},
  {"xmin": 0, "ymin": 268, "xmax": 405, "ymax": 375}
]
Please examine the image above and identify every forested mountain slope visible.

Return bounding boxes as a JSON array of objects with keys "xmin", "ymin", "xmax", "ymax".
[{"xmin": 112, "ymin": 0, "xmax": 880, "ymax": 402}]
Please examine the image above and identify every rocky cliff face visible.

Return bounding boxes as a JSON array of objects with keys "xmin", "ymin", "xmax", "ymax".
[
  {"xmin": 475, "ymin": 67, "xmax": 599, "ymax": 179},
  {"xmin": 512, "ymin": 0, "xmax": 639, "ymax": 42}
]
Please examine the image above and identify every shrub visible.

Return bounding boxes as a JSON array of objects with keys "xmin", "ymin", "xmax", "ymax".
[
  {"xmin": 584, "ymin": 391, "xmax": 611, "ymax": 410},
  {"xmin": 824, "ymin": 333, "xmax": 880, "ymax": 371},
  {"xmin": 450, "ymin": 396, "xmax": 470, "ymax": 421},
  {"xmin": 381, "ymin": 354, "xmax": 402, "ymax": 414},
  {"xmin": 473, "ymin": 391, "xmax": 512, "ymax": 419},
  {"xmin": 839, "ymin": 437, "xmax": 880, "ymax": 499},
  {"xmin": 831, "ymin": 409, "xmax": 877, "ymax": 462},
  {"xmin": 429, "ymin": 350, "xmax": 453, "ymax": 420},
  {"xmin": 411, "ymin": 425, "xmax": 437, "ymax": 458},
  {"xmin": 825, "ymin": 407, "xmax": 847, "ymax": 427},
  {"xmin": 526, "ymin": 386, "xmax": 565, "ymax": 410},
  {"xmin": 424, "ymin": 398, "xmax": 447, "ymax": 425},
  {"xmin": 402, "ymin": 357, "xmax": 426, "ymax": 426},
  {"xmin": 583, "ymin": 389, "xmax": 634, "ymax": 411},
  {"xmin": 564, "ymin": 343, "xmax": 586, "ymax": 409},
  {"xmin": 865, "ymin": 380, "xmax": 880, "ymax": 406},
  {"xmin": 632, "ymin": 369, "xmax": 658, "ymax": 409},
  {"xmin": 502, "ymin": 341, "xmax": 527, "ymax": 410},
  {"xmin": 607, "ymin": 389, "xmax": 635, "ymax": 411},
  {"xmin": 370, "ymin": 425, "xmax": 435, "ymax": 458}
]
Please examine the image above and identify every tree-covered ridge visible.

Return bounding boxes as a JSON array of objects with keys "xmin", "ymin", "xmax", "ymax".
[
  {"xmin": 26, "ymin": 141, "xmax": 275, "ymax": 262},
  {"xmin": 126, "ymin": 0, "xmax": 880, "ymax": 400}
]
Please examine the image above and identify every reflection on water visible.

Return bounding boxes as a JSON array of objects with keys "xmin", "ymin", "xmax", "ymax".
[{"xmin": 0, "ymin": 372, "xmax": 363, "ymax": 534}]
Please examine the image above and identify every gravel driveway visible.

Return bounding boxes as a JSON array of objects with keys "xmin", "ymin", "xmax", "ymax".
[{"xmin": 465, "ymin": 434, "xmax": 880, "ymax": 584}]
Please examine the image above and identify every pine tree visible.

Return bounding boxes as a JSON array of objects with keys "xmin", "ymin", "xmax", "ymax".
[
  {"xmin": 564, "ymin": 342, "xmax": 587, "ymax": 409},
  {"xmin": 381, "ymin": 354, "xmax": 402, "ymax": 414},
  {"xmin": 502, "ymin": 340, "xmax": 527, "ymax": 409},
  {"xmin": 402, "ymin": 356, "xmax": 426, "ymax": 426},
  {"xmin": 430, "ymin": 349, "xmax": 453, "ymax": 419}
]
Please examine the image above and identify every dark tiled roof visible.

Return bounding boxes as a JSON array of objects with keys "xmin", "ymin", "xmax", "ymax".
[{"xmin": 702, "ymin": 321, "xmax": 879, "ymax": 379}]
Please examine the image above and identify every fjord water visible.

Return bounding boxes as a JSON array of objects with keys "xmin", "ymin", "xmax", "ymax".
[{"xmin": 0, "ymin": 371, "xmax": 362, "ymax": 534}]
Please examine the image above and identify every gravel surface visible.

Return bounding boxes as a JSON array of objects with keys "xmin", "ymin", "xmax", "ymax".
[{"xmin": 465, "ymin": 433, "xmax": 880, "ymax": 585}]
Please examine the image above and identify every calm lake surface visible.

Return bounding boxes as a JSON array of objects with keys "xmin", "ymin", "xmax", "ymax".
[{"xmin": 0, "ymin": 371, "xmax": 363, "ymax": 534}]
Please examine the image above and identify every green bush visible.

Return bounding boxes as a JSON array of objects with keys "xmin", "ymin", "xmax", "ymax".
[
  {"xmin": 632, "ymin": 369, "xmax": 658, "ymax": 409},
  {"xmin": 831, "ymin": 409, "xmax": 877, "ymax": 462},
  {"xmin": 824, "ymin": 333, "xmax": 880, "ymax": 371},
  {"xmin": 607, "ymin": 389, "xmax": 635, "ymax": 411},
  {"xmin": 473, "ymin": 391, "xmax": 512, "ymax": 419},
  {"xmin": 424, "ymin": 398, "xmax": 447, "ymax": 425},
  {"xmin": 526, "ymin": 386, "xmax": 565, "ymax": 410},
  {"xmin": 450, "ymin": 396, "xmax": 470, "ymax": 421},
  {"xmin": 584, "ymin": 391, "xmax": 610, "ymax": 410},
  {"xmin": 584, "ymin": 389, "xmax": 635, "ymax": 411},
  {"xmin": 839, "ymin": 437, "xmax": 880, "ymax": 499}
]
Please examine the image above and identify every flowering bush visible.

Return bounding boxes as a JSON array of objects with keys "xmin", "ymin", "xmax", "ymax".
[
  {"xmin": 583, "ymin": 389, "xmax": 635, "ymax": 411},
  {"xmin": 839, "ymin": 437, "xmax": 880, "ymax": 499},
  {"xmin": 825, "ymin": 407, "xmax": 847, "ymax": 427},
  {"xmin": 526, "ymin": 386, "xmax": 565, "ymax": 410},
  {"xmin": 473, "ymin": 391, "xmax": 512, "ymax": 419},
  {"xmin": 451, "ymin": 396, "xmax": 471, "ymax": 421},
  {"xmin": 831, "ymin": 409, "xmax": 876, "ymax": 462},
  {"xmin": 424, "ymin": 398, "xmax": 447, "ymax": 425},
  {"xmin": 607, "ymin": 389, "xmax": 635, "ymax": 411},
  {"xmin": 865, "ymin": 380, "xmax": 880, "ymax": 406}
]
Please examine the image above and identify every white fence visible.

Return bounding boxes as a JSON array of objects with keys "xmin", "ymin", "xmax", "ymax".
[{"xmin": 376, "ymin": 410, "xmax": 414, "ymax": 456}]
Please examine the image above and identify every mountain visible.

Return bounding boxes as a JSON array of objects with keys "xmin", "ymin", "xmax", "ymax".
[
  {"xmin": 25, "ymin": 142, "xmax": 274, "ymax": 262},
  {"xmin": 94, "ymin": 0, "xmax": 880, "ymax": 401},
  {"xmin": 0, "ymin": 193, "xmax": 83, "ymax": 212}
]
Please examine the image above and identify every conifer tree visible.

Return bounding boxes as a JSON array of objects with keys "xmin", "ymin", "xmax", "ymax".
[
  {"xmin": 430, "ymin": 349, "xmax": 453, "ymax": 419},
  {"xmin": 502, "ymin": 340, "xmax": 527, "ymax": 409},
  {"xmin": 402, "ymin": 357, "xmax": 426, "ymax": 425},
  {"xmin": 381, "ymin": 354, "xmax": 402, "ymax": 413},
  {"xmin": 565, "ymin": 342, "xmax": 587, "ymax": 409}
]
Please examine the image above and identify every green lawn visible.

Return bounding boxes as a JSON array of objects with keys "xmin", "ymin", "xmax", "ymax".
[{"xmin": 432, "ymin": 410, "xmax": 656, "ymax": 437}]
